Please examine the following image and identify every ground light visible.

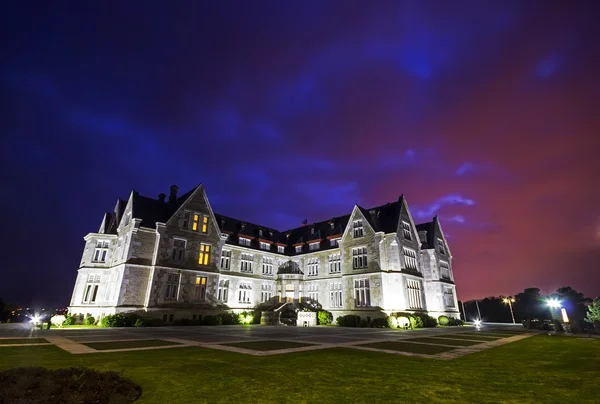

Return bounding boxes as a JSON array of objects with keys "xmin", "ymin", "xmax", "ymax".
[{"xmin": 473, "ymin": 319, "xmax": 482, "ymax": 328}]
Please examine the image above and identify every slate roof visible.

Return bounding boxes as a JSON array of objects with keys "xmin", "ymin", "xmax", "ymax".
[
  {"xmin": 103, "ymin": 186, "xmax": 437, "ymax": 254},
  {"xmin": 416, "ymin": 219, "xmax": 437, "ymax": 249}
]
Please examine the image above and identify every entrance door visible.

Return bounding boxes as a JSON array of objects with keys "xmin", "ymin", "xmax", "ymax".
[{"xmin": 285, "ymin": 284, "xmax": 295, "ymax": 302}]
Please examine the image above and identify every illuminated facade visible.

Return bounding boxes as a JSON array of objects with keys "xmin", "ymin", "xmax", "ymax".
[{"xmin": 68, "ymin": 184, "xmax": 459, "ymax": 323}]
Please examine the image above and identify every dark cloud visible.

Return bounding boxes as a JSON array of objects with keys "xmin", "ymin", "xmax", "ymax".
[{"xmin": 1, "ymin": 0, "xmax": 600, "ymax": 306}]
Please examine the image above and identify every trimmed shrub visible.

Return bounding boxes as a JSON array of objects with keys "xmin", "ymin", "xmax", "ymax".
[
  {"xmin": 203, "ymin": 315, "xmax": 222, "ymax": 326},
  {"xmin": 51, "ymin": 315, "xmax": 66, "ymax": 328},
  {"xmin": 447, "ymin": 318, "xmax": 464, "ymax": 326},
  {"xmin": 63, "ymin": 314, "xmax": 74, "ymax": 326},
  {"xmin": 85, "ymin": 316, "xmax": 96, "ymax": 326},
  {"xmin": 438, "ymin": 315, "xmax": 449, "ymax": 326},
  {"xmin": 423, "ymin": 315, "xmax": 438, "ymax": 328},
  {"xmin": 371, "ymin": 317, "xmax": 389, "ymax": 328},
  {"xmin": 397, "ymin": 316, "xmax": 411, "ymax": 329},
  {"xmin": 359, "ymin": 319, "xmax": 368, "ymax": 328},
  {"xmin": 409, "ymin": 315, "xmax": 423, "ymax": 329},
  {"xmin": 387, "ymin": 316, "xmax": 398, "ymax": 329},
  {"xmin": 221, "ymin": 312, "xmax": 239, "ymax": 325},
  {"xmin": 317, "ymin": 311, "xmax": 332, "ymax": 325},
  {"xmin": 0, "ymin": 367, "xmax": 141, "ymax": 404},
  {"xmin": 146, "ymin": 318, "xmax": 165, "ymax": 327},
  {"xmin": 238, "ymin": 311, "xmax": 254, "ymax": 325},
  {"xmin": 134, "ymin": 318, "xmax": 145, "ymax": 327},
  {"xmin": 336, "ymin": 315, "xmax": 361, "ymax": 327}
]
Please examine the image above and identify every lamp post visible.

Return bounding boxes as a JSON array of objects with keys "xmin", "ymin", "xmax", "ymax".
[{"xmin": 503, "ymin": 297, "xmax": 516, "ymax": 324}]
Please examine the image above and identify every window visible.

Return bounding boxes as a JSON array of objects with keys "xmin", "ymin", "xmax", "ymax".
[
  {"xmin": 262, "ymin": 257, "xmax": 274, "ymax": 275},
  {"xmin": 439, "ymin": 261, "xmax": 451, "ymax": 280},
  {"xmin": 330, "ymin": 283, "xmax": 342, "ymax": 308},
  {"xmin": 309, "ymin": 242, "xmax": 319, "ymax": 251},
  {"xmin": 277, "ymin": 245, "xmax": 285, "ymax": 253},
  {"xmin": 258, "ymin": 229, "xmax": 263, "ymax": 237},
  {"xmin": 124, "ymin": 214, "xmax": 130, "ymax": 227},
  {"xmin": 82, "ymin": 274, "xmax": 101, "ymax": 303},
  {"xmin": 165, "ymin": 274, "xmax": 180, "ymax": 300},
  {"xmin": 444, "ymin": 287, "xmax": 456, "ymax": 308},
  {"xmin": 295, "ymin": 245, "xmax": 302, "ymax": 253},
  {"xmin": 238, "ymin": 282, "xmax": 252, "ymax": 303},
  {"xmin": 354, "ymin": 279, "xmax": 371, "ymax": 307},
  {"xmin": 172, "ymin": 239, "xmax": 186, "ymax": 262},
  {"xmin": 260, "ymin": 241, "xmax": 270, "ymax": 251},
  {"xmin": 192, "ymin": 214, "xmax": 199, "ymax": 231},
  {"xmin": 240, "ymin": 253, "xmax": 253, "ymax": 273},
  {"xmin": 406, "ymin": 279, "xmax": 423, "ymax": 309},
  {"xmin": 182, "ymin": 212, "xmax": 190, "ymax": 230},
  {"xmin": 352, "ymin": 247, "xmax": 368, "ymax": 269},
  {"xmin": 194, "ymin": 276, "xmax": 207, "ymax": 300},
  {"xmin": 437, "ymin": 238, "xmax": 446, "ymax": 255},
  {"xmin": 353, "ymin": 220, "xmax": 364, "ymax": 238},
  {"xmin": 198, "ymin": 244, "xmax": 211, "ymax": 266},
  {"xmin": 201, "ymin": 215, "xmax": 208, "ymax": 233},
  {"xmin": 307, "ymin": 257, "xmax": 319, "ymax": 276},
  {"xmin": 328, "ymin": 253, "xmax": 341, "ymax": 273},
  {"xmin": 403, "ymin": 247, "xmax": 418, "ymax": 271},
  {"xmin": 239, "ymin": 237, "xmax": 251, "ymax": 247},
  {"xmin": 220, "ymin": 249, "xmax": 231, "ymax": 270},
  {"xmin": 402, "ymin": 221, "xmax": 412, "ymax": 240},
  {"xmin": 261, "ymin": 284, "xmax": 273, "ymax": 302},
  {"xmin": 121, "ymin": 236, "xmax": 128, "ymax": 259},
  {"xmin": 93, "ymin": 240, "xmax": 109, "ymax": 263},
  {"xmin": 218, "ymin": 280, "xmax": 229, "ymax": 302},
  {"xmin": 330, "ymin": 238, "xmax": 340, "ymax": 247},
  {"xmin": 307, "ymin": 284, "xmax": 318, "ymax": 301}
]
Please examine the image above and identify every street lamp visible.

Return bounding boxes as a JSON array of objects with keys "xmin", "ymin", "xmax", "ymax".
[
  {"xmin": 546, "ymin": 299, "xmax": 561, "ymax": 309},
  {"xmin": 502, "ymin": 297, "xmax": 516, "ymax": 324}
]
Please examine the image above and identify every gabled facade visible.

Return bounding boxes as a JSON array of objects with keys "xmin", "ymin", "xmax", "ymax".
[{"xmin": 69, "ymin": 184, "xmax": 459, "ymax": 323}]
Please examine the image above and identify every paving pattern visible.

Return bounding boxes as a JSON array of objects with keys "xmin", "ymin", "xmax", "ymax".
[{"xmin": 0, "ymin": 323, "xmax": 537, "ymax": 359}]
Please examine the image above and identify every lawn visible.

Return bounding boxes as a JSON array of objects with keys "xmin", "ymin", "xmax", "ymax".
[
  {"xmin": 0, "ymin": 335, "xmax": 598, "ymax": 403},
  {"xmin": 405, "ymin": 337, "xmax": 482, "ymax": 347},
  {"xmin": 0, "ymin": 338, "xmax": 48, "ymax": 345},
  {"xmin": 222, "ymin": 340, "xmax": 313, "ymax": 351},
  {"xmin": 359, "ymin": 341, "xmax": 456, "ymax": 354},
  {"xmin": 434, "ymin": 334, "xmax": 501, "ymax": 342},
  {"xmin": 83, "ymin": 339, "xmax": 181, "ymax": 350}
]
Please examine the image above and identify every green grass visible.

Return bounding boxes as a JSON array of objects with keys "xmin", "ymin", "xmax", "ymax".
[
  {"xmin": 359, "ymin": 341, "xmax": 456, "ymax": 354},
  {"xmin": 0, "ymin": 335, "xmax": 598, "ymax": 403},
  {"xmin": 440, "ymin": 334, "xmax": 502, "ymax": 342},
  {"xmin": 405, "ymin": 337, "xmax": 482, "ymax": 347},
  {"xmin": 0, "ymin": 338, "xmax": 48, "ymax": 345},
  {"xmin": 83, "ymin": 339, "xmax": 180, "ymax": 351},
  {"xmin": 461, "ymin": 332, "xmax": 519, "ymax": 338},
  {"xmin": 223, "ymin": 340, "xmax": 313, "ymax": 351}
]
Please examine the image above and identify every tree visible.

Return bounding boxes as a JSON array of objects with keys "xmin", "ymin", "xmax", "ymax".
[
  {"xmin": 555, "ymin": 286, "xmax": 591, "ymax": 323},
  {"xmin": 585, "ymin": 298, "xmax": 600, "ymax": 330}
]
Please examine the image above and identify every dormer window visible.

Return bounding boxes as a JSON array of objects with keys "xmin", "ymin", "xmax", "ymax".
[
  {"xmin": 93, "ymin": 240, "xmax": 110, "ymax": 263},
  {"xmin": 259, "ymin": 229, "xmax": 263, "ymax": 237},
  {"xmin": 330, "ymin": 222, "xmax": 334, "ymax": 230},
  {"xmin": 278, "ymin": 245, "xmax": 285, "ymax": 253},
  {"xmin": 402, "ymin": 221, "xmax": 412, "ymax": 240},
  {"xmin": 330, "ymin": 238, "xmax": 340, "ymax": 247},
  {"xmin": 310, "ymin": 227, "xmax": 315, "ymax": 235},
  {"xmin": 437, "ymin": 238, "xmax": 446, "ymax": 255},
  {"xmin": 241, "ymin": 224, "xmax": 246, "ymax": 231},
  {"xmin": 239, "ymin": 237, "xmax": 251, "ymax": 247},
  {"xmin": 220, "ymin": 219, "xmax": 225, "ymax": 228},
  {"xmin": 295, "ymin": 245, "xmax": 302, "ymax": 253},
  {"xmin": 260, "ymin": 241, "xmax": 270, "ymax": 251},
  {"xmin": 353, "ymin": 220, "xmax": 364, "ymax": 238},
  {"xmin": 309, "ymin": 242, "xmax": 319, "ymax": 251}
]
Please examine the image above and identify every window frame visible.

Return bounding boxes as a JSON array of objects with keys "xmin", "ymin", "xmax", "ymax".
[
  {"xmin": 352, "ymin": 247, "xmax": 368, "ymax": 269},
  {"xmin": 353, "ymin": 220, "xmax": 364, "ymax": 238},
  {"xmin": 354, "ymin": 278, "xmax": 371, "ymax": 307}
]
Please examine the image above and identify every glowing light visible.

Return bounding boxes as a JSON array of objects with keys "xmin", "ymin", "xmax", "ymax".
[
  {"xmin": 473, "ymin": 319, "xmax": 481, "ymax": 327},
  {"xmin": 546, "ymin": 299, "xmax": 562, "ymax": 308},
  {"xmin": 31, "ymin": 316, "xmax": 40, "ymax": 323},
  {"xmin": 561, "ymin": 308, "xmax": 569, "ymax": 323},
  {"xmin": 502, "ymin": 298, "xmax": 515, "ymax": 303}
]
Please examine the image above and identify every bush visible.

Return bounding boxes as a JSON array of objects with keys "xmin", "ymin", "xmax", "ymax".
[
  {"xmin": 359, "ymin": 319, "xmax": 368, "ymax": 328},
  {"xmin": 146, "ymin": 318, "xmax": 165, "ymax": 327},
  {"xmin": 409, "ymin": 315, "xmax": 423, "ymax": 329},
  {"xmin": 336, "ymin": 315, "xmax": 361, "ymax": 327},
  {"xmin": 203, "ymin": 315, "xmax": 222, "ymax": 326},
  {"xmin": 371, "ymin": 317, "xmax": 388, "ymax": 328},
  {"xmin": 387, "ymin": 316, "xmax": 398, "ymax": 329},
  {"xmin": 221, "ymin": 312, "xmax": 239, "ymax": 325},
  {"xmin": 0, "ymin": 367, "xmax": 141, "ymax": 404},
  {"xmin": 85, "ymin": 316, "xmax": 96, "ymax": 326},
  {"xmin": 238, "ymin": 311, "xmax": 254, "ymax": 325},
  {"xmin": 51, "ymin": 315, "xmax": 66, "ymax": 328},
  {"xmin": 63, "ymin": 314, "xmax": 74, "ymax": 326},
  {"xmin": 423, "ymin": 315, "xmax": 438, "ymax": 328},
  {"xmin": 447, "ymin": 318, "xmax": 464, "ymax": 326},
  {"xmin": 438, "ymin": 315, "xmax": 449, "ymax": 326},
  {"xmin": 317, "ymin": 311, "xmax": 332, "ymax": 325},
  {"xmin": 397, "ymin": 316, "xmax": 411, "ymax": 329}
]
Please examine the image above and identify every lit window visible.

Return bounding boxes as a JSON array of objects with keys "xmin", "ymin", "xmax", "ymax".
[
  {"xmin": 165, "ymin": 274, "xmax": 180, "ymax": 300},
  {"xmin": 330, "ymin": 238, "xmax": 340, "ymax": 247},
  {"xmin": 240, "ymin": 253, "xmax": 253, "ymax": 273},
  {"xmin": 238, "ymin": 282, "xmax": 252, "ymax": 303},
  {"xmin": 194, "ymin": 276, "xmax": 207, "ymax": 300},
  {"xmin": 202, "ymin": 216, "xmax": 208, "ymax": 233},
  {"xmin": 406, "ymin": 279, "xmax": 423, "ymax": 309},
  {"xmin": 402, "ymin": 221, "xmax": 412, "ymax": 240},
  {"xmin": 260, "ymin": 241, "xmax": 270, "ymax": 251},
  {"xmin": 328, "ymin": 253, "xmax": 341, "ymax": 273},
  {"xmin": 220, "ymin": 249, "xmax": 231, "ymax": 270},
  {"xmin": 329, "ymin": 283, "xmax": 342, "ymax": 308},
  {"xmin": 403, "ymin": 247, "xmax": 418, "ymax": 271},
  {"xmin": 277, "ymin": 245, "xmax": 285, "ymax": 253},
  {"xmin": 198, "ymin": 244, "xmax": 211, "ymax": 266},
  {"xmin": 307, "ymin": 257, "xmax": 319, "ymax": 276},
  {"xmin": 309, "ymin": 242, "xmax": 319, "ymax": 251},
  {"xmin": 218, "ymin": 280, "xmax": 229, "ymax": 302},
  {"xmin": 352, "ymin": 247, "xmax": 368, "ymax": 269},
  {"xmin": 262, "ymin": 257, "xmax": 273, "ymax": 275},
  {"xmin": 82, "ymin": 274, "xmax": 101, "ymax": 303},
  {"xmin": 239, "ymin": 237, "xmax": 251, "ymax": 247},
  {"xmin": 295, "ymin": 245, "xmax": 302, "ymax": 253},
  {"xmin": 172, "ymin": 239, "xmax": 186, "ymax": 263},
  {"xmin": 437, "ymin": 238, "xmax": 446, "ymax": 255},
  {"xmin": 353, "ymin": 220, "xmax": 364, "ymax": 238},
  {"xmin": 439, "ymin": 261, "xmax": 451, "ymax": 280},
  {"xmin": 354, "ymin": 279, "xmax": 371, "ymax": 307},
  {"xmin": 93, "ymin": 240, "xmax": 110, "ymax": 263},
  {"xmin": 192, "ymin": 214, "xmax": 199, "ymax": 231}
]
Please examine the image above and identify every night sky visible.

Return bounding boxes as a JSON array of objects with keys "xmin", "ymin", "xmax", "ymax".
[{"xmin": 2, "ymin": 1, "xmax": 600, "ymax": 308}]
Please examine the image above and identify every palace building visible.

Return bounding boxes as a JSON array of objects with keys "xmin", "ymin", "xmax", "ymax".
[{"xmin": 68, "ymin": 184, "xmax": 459, "ymax": 323}]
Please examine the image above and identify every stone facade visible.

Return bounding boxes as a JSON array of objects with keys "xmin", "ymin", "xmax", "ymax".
[{"xmin": 69, "ymin": 184, "xmax": 460, "ymax": 323}]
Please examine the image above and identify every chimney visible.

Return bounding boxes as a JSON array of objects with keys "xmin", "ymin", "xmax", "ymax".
[
  {"xmin": 169, "ymin": 185, "xmax": 179, "ymax": 202},
  {"xmin": 158, "ymin": 193, "xmax": 166, "ymax": 202}
]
